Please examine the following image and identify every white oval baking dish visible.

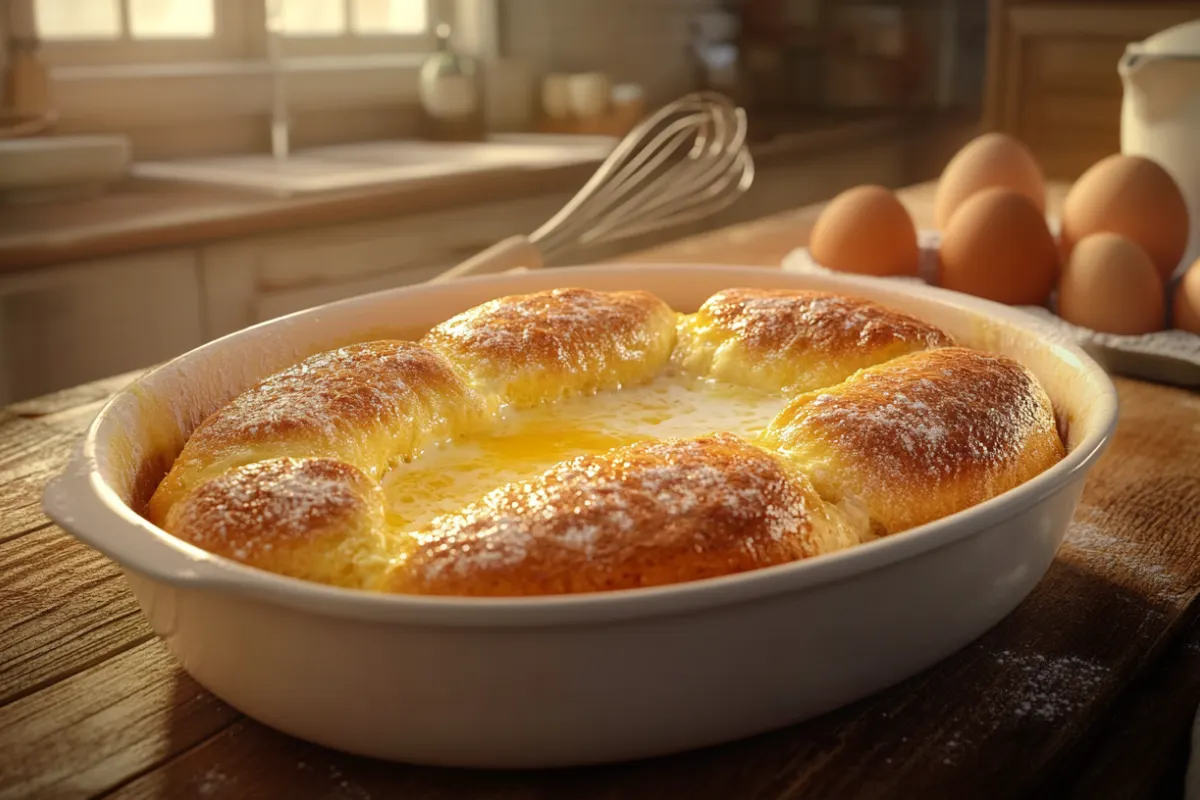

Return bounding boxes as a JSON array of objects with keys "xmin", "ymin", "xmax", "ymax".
[{"xmin": 43, "ymin": 265, "xmax": 1118, "ymax": 768}]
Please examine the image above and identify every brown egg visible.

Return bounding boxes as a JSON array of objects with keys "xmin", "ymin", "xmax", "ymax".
[
  {"xmin": 1173, "ymin": 257, "xmax": 1200, "ymax": 334},
  {"xmin": 1061, "ymin": 154, "xmax": 1190, "ymax": 282},
  {"xmin": 934, "ymin": 132, "xmax": 1045, "ymax": 229},
  {"xmin": 937, "ymin": 188, "xmax": 1058, "ymax": 305},
  {"xmin": 1058, "ymin": 233, "xmax": 1164, "ymax": 335},
  {"xmin": 810, "ymin": 185, "xmax": 920, "ymax": 277}
]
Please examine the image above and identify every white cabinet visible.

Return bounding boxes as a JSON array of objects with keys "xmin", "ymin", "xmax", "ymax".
[
  {"xmin": 200, "ymin": 192, "xmax": 574, "ymax": 338},
  {"xmin": 0, "ymin": 250, "xmax": 203, "ymax": 403},
  {"xmin": 2, "ymin": 132, "xmax": 938, "ymax": 403}
]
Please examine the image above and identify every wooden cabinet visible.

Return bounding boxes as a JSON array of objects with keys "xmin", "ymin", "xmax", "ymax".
[
  {"xmin": 199, "ymin": 192, "xmax": 574, "ymax": 338},
  {"xmin": 984, "ymin": 1, "xmax": 1200, "ymax": 179},
  {"xmin": 0, "ymin": 251, "xmax": 203, "ymax": 403}
]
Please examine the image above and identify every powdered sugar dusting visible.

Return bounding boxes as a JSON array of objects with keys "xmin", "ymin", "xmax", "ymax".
[
  {"xmin": 991, "ymin": 650, "xmax": 1108, "ymax": 721},
  {"xmin": 1060, "ymin": 505, "xmax": 1189, "ymax": 602},
  {"xmin": 432, "ymin": 288, "xmax": 640, "ymax": 350},
  {"xmin": 175, "ymin": 458, "xmax": 371, "ymax": 558},
  {"xmin": 397, "ymin": 433, "xmax": 858, "ymax": 595},
  {"xmin": 778, "ymin": 348, "xmax": 1050, "ymax": 479},
  {"xmin": 193, "ymin": 341, "xmax": 483, "ymax": 462},
  {"xmin": 702, "ymin": 288, "xmax": 951, "ymax": 354},
  {"xmin": 678, "ymin": 287, "xmax": 954, "ymax": 394},
  {"xmin": 195, "ymin": 766, "xmax": 232, "ymax": 797},
  {"xmin": 223, "ymin": 344, "xmax": 417, "ymax": 439},
  {"xmin": 936, "ymin": 648, "xmax": 1109, "ymax": 766},
  {"xmin": 422, "ymin": 288, "xmax": 674, "ymax": 400},
  {"xmin": 414, "ymin": 435, "xmax": 811, "ymax": 574}
]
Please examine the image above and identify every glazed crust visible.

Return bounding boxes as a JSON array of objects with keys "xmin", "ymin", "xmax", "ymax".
[
  {"xmin": 675, "ymin": 288, "xmax": 953, "ymax": 394},
  {"xmin": 422, "ymin": 287, "xmax": 678, "ymax": 406},
  {"xmin": 165, "ymin": 457, "xmax": 389, "ymax": 588},
  {"xmin": 148, "ymin": 287, "xmax": 1065, "ymax": 596},
  {"xmin": 146, "ymin": 340, "xmax": 491, "ymax": 527},
  {"xmin": 386, "ymin": 434, "xmax": 863, "ymax": 597},
  {"xmin": 759, "ymin": 347, "xmax": 1066, "ymax": 535}
]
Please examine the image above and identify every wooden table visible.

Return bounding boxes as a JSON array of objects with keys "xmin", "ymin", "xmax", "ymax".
[{"xmin": 3, "ymin": 181, "xmax": 1199, "ymax": 800}]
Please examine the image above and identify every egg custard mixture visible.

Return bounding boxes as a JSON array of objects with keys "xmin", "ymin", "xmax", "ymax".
[{"xmin": 380, "ymin": 373, "xmax": 786, "ymax": 532}]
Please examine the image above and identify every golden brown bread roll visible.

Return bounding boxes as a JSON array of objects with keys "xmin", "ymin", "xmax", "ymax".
[
  {"xmin": 385, "ymin": 433, "xmax": 865, "ymax": 597},
  {"xmin": 147, "ymin": 287, "xmax": 1066, "ymax": 596},
  {"xmin": 758, "ymin": 347, "xmax": 1066, "ymax": 535},
  {"xmin": 674, "ymin": 288, "xmax": 953, "ymax": 394},
  {"xmin": 146, "ymin": 341, "xmax": 491, "ymax": 527},
  {"xmin": 422, "ymin": 287, "xmax": 677, "ymax": 407},
  {"xmin": 165, "ymin": 457, "xmax": 389, "ymax": 588}
]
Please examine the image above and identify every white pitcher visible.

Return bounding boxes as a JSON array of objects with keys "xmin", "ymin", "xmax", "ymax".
[{"xmin": 1120, "ymin": 19, "xmax": 1200, "ymax": 279}]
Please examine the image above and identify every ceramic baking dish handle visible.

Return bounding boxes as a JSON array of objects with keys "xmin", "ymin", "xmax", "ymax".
[{"xmin": 42, "ymin": 454, "xmax": 235, "ymax": 588}]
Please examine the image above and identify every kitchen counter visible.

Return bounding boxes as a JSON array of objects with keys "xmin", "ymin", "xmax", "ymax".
[
  {"xmin": 2, "ymin": 181, "xmax": 1200, "ymax": 799},
  {"xmin": 0, "ymin": 113, "xmax": 968, "ymax": 274}
]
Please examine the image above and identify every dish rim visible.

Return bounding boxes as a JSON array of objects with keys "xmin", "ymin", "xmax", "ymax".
[{"xmin": 43, "ymin": 263, "xmax": 1120, "ymax": 627}]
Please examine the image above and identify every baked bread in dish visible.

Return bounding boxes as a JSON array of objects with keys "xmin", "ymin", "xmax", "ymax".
[
  {"xmin": 385, "ymin": 433, "xmax": 862, "ymax": 597},
  {"xmin": 759, "ymin": 347, "xmax": 1065, "ymax": 537},
  {"xmin": 145, "ymin": 287, "xmax": 1065, "ymax": 596},
  {"xmin": 675, "ymin": 288, "xmax": 954, "ymax": 393}
]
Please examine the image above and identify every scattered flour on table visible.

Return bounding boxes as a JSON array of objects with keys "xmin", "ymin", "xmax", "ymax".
[
  {"xmin": 196, "ymin": 767, "xmax": 231, "ymax": 797},
  {"xmin": 1060, "ymin": 506, "xmax": 1186, "ymax": 602},
  {"xmin": 327, "ymin": 763, "xmax": 373, "ymax": 800},
  {"xmin": 937, "ymin": 648, "xmax": 1110, "ymax": 767},
  {"xmin": 991, "ymin": 650, "xmax": 1109, "ymax": 722},
  {"xmin": 931, "ymin": 506, "xmax": 1180, "ymax": 767}
]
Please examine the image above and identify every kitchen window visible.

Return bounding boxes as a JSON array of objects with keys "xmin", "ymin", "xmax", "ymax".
[
  {"xmin": 30, "ymin": 0, "xmax": 441, "ymax": 63},
  {"xmin": 7, "ymin": 0, "xmax": 489, "ymax": 158}
]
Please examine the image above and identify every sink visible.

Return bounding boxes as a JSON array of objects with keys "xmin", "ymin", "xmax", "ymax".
[
  {"xmin": 131, "ymin": 135, "xmax": 617, "ymax": 196},
  {"xmin": 0, "ymin": 135, "xmax": 131, "ymax": 204}
]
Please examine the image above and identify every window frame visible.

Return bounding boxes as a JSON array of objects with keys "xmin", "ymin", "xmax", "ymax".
[
  {"xmin": 25, "ymin": 0, "xmax": 453, "ymax": 65},
  {"xmin": 27, "ymin": 0, "xmax": 263, "ymax": 66},
  {"xmin": 272, "ymin": 0, "xmax": 451, "ymax": 58},
  {"xmin": 11, "ymin": 0, "xmax": 496, "ymax": 159}
]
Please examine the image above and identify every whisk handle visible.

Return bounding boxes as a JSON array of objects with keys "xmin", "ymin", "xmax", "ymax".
[{"xmin": 429, "ymin": 236, "xmax": 544, "ymax": 283}]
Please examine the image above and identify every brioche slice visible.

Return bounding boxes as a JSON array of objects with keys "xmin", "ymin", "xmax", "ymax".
[
  {"xmin": 165, "ymin": 458, "xmax": 390, "ymax": 588},
  {"xmin": 675, "ymin": 288, "xmax": 953, "ymax": 394},
  {"xmin": 760, "ymin": 347, "xmax": 1065, "ymax": 536},
  {"xmin": 422, "ymin": 287, "xmax": 677, "ymax": 407},
  {"xmin": 147, "ymin": 341, "xmax": 492, "ymax": 526},
  {"xmin": 385, "ymin": 433, "xmax": 866, "ymax": 597}
]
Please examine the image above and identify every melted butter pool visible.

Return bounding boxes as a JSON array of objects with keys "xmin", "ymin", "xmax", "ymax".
[{"xmin": 382, "ymin": 374, "xmax": 787, "ymax": 531}]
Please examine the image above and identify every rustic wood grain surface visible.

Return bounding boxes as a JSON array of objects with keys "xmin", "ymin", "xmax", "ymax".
[{"xmin": 2, "ymin": 182, "xmax": 1200, "ymax": 800}]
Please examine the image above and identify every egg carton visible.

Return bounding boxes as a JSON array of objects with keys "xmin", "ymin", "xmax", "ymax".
[{"xmin": 782, "ymin": 229, "xmax": 1200, "ymax": 388}]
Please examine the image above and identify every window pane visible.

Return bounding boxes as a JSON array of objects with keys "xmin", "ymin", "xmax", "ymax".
[
  {"xmin": 279, "ymin": 0, "xmax": 347, "ymax": 35},
  {"xmin": 128, "ymin": 0, "xmax": 214, "ymax": 38},
  {"xmin": 352, "ymin": 0, "xmax": 427, "ymax": 34},
  {"xmin": 34, "ymin": 0, "xmax": 121, "ymax": 40}
]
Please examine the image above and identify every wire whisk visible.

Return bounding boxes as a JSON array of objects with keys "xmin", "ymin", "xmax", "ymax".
[{"xmin": 432, "ymin": 92, "xmax": 753, "ymax": 282}]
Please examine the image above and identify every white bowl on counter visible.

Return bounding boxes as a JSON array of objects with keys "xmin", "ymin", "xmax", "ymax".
[
  {"xmin": 42, "ymin": 265, "xmax": 1118, "ymax": 768},
  {"xmin": 0, "ymin": 134, "xmax": 131, "ymax": 204}
]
